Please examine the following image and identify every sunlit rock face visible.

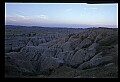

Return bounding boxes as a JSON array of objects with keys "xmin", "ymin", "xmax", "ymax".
[{"xmin": 5, "ymin": 26, "xmax": 118, "ymax": 78}]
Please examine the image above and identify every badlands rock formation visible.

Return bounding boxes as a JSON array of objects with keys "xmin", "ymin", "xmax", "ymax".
[{"xmin": 5, "ymin": 26, "xmax": 118, "ymax": 78}]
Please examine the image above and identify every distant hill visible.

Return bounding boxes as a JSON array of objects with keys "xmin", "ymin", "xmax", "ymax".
[
  {"xmin": 5, "ymin": 25, "xmax": 47, "ymax": 28},
  {"xmin": 5, "ymin": 25, "xmax": 82, "ymax": 29}
]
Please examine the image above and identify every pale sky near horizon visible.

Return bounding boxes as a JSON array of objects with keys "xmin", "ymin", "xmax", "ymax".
[{"xmin": 5, "ymin": 3, "xmax": 118, "ymax": 28}]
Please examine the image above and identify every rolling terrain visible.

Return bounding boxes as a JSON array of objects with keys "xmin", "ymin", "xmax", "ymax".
[{"xmin": 5, "ymin": 25, "xmax": 118, "ymax": 78}]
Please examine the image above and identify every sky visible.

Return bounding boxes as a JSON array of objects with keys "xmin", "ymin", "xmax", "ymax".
[{"xmin": 5, "ymin": 3, "xmax": 118, "ymax": 28}]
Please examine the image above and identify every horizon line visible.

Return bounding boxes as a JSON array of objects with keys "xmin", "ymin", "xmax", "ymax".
[{"xmin": 5, "ymin": 24, "xmax": 118, "ymax": 28}]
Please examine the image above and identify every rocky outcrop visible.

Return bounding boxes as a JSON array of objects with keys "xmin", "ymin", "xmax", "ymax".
[
  {"xmin": 76, "ymin": 38, "xmax": 92, "ymax": 49},
  {"xmin": 5, "ymin": 46, "xmax": 12, "ymax": 53},
  {"xmin": 27, "ymin": 41, "xmax": 34, "ymax": 46},
  {"xmin": 26, "ymin": 37, "xmax": 40, "ymax": 46},
  {"xmin": 78, "ymin": 52, "xmax": 113, "ymax": 70},
  {"xmin": 20, "ymin": 46, "xmax": 45, "ymax": 61},
  {"xmin": 42, "ymin": 48, "xmax": 57, "ymax": 57},
  {"xmin": 69, "ymin": 49, "xmax": 85, "ymax": 67},
  {"xmin": 5, "ymin": 27, "xmax": 118, "ymax": 77},
  {"xmin": 5, "ymin": 52, "xmax": 35, "ymax": 76},
  {"xmin": 61, "ymin": 42, "xmax": 71, "ymax": 51},
  {"xmin": 12, "ymin": 46, "xmax": 21, "ymax": 52},
  {"xmin": 40, "ymin": 57, "xmax": 64, "ymax": 71},
  {"xmin": 55, "ymin": 52, "xmax": 67, "ymax": 60}
]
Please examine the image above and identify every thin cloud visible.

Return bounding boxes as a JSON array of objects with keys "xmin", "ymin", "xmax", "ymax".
[
  {"xmin": 8, "ymin": 19, "xmax": 17, "ymax": 21},
  {"xmin": 15, "ymin": 14, "xmax": 25, "ymax": 18},
  {"xmin": 90, "ymin": 8, "xmax": 98, "ymax": 10},
  {"xmin": 5, "ymin": 14, "xmax": 48, "ymax": 23},
  {"xmin": 65, "ymin": 9, "xmax": 72, "ymax": 12},
  {"xmin": 35, "ymin": 15, "xmax": 47, "ymax": 19},
  {"xmin": 5, "ymin": 14, "xmax": 31, "ymax": 22},
  {"xmin": 84, "ymin": 7, "xmax": 98, "ymax": 10},
  {"xmin": 15, "ymin": 14, "xmax": 30, "ymax": 20},
  {"xmin": 18, "ymin": 11, "xmax": 25, "ymax": 14}
]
